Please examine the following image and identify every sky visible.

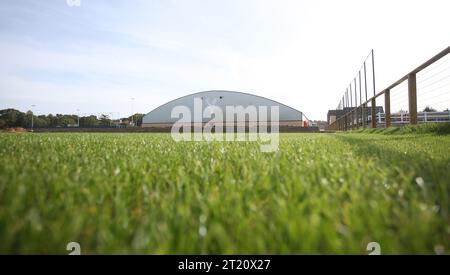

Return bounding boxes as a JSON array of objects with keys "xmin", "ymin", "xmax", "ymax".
[{"xmin": 0, "ymin": 0, "xmax": 449, "ymax": 120}]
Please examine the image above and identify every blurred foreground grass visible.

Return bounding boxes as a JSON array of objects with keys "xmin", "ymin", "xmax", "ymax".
[{"xmin": 0, "ymin": 131, "xmax": 449, "ymax": 254}]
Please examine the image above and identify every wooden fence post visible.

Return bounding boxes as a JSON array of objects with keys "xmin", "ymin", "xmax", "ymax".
[
  {"xmin": 345, "ymin": 114, "xmax": 348, "ymax": 131},
  {"xmin": 356, "ymin": 107, "xmax": 360, "ymax": 129},
  {"xmin": 371, "ymin": 98, "xmax": 377, "ymax": 128},
  {"xmin": 408, "ymin": 73, "xmax": 418, "ymax": 124},
  {"xmin": 385, "ymin": 90, "xmax": 391, "ymax": 128},
  {"xmin": 351, "ymin": 111, "xmax": 354, "ymax": 130},
  {"xmin": 362, "ymin": 103, "xmax": 367, "ymax": 128}
]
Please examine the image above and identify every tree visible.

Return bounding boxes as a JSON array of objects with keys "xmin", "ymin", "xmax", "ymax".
[
  {"xmin": 47, "ymin": 114, "xmax": 58, "ymax": 127},
  {"xmin": 58, "ymin": 115, "xmax": 77, "ymax": 126},
  {"xmin": 25, "ymin": 111, "xmax": 33, "ymax": 128},
  {"xmin": 423, "ymin": 106, "xmax": 437, "ymax": 112},
  {"xmin": 99, "ymin": 114, "xmax": 111, "ymax": 126},
  {"xmin": 80, "ymin": 115, "xmax": 99, "ymax": 127},
  {"xmin": 0, "ymin": 109, "xmax": 26, "ymax": 128},
  {"xmin": 129, "ymin": 113, "xmax": 144, "ymax": 126},
  {"xmin": 0, "ymin": 109, "xmax": 120, "ymax": 128},
  {"xmin": 35, "ymin": 115, "xmax": 50, "ymax": 128}
]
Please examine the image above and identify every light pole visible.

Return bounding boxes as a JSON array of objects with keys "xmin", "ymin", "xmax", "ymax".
[
  {"xmin": 76, "ymin": 109, "xmax": 80, "ymax": 127},
  {"xmin": 31, "ymin": 105, "xmax": 36, "ymax": 132},
  {"xmin": 130, "ymin": 97, "xmax": 135, "ymax": 127}
]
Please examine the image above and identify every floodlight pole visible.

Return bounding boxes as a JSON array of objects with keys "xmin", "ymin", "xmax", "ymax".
[
  {"xmin": 372, "ymin": 49, "xmax": 376, "ymax": 97},
  {"xmin": 76, "ymin": 109, "xmax": 80, "ymax": 127},
  {"xmin": 31, "ymin": 105, "xmax": 36, "ymax": 132},
  {"xmin": 131, "ymin": 97, "xmax": 135, "ymax": 127}
]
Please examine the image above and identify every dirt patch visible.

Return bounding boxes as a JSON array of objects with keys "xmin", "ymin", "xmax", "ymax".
[{"xmin": 2, "ymin": 127, "xmax": 28, "ymax": 133}]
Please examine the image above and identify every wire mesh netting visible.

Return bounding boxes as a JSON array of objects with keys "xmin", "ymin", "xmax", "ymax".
[
  {"xmin": 329, "ymin": 47, "xmax": 450, "ymax": 130},
  {"xmin": 416, "ymin": 53, "xmax": 450, "ymax": 122}
]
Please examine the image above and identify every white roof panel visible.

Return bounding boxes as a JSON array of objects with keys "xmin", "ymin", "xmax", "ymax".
[{"xmin": 143, "ymin": 90, "xmax": 303, "ymax": 123}]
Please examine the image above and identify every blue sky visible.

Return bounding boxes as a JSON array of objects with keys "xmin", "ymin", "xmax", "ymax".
[{"xmin": 1, "ymin": 0, "xmax": 449, "ymax": 120}]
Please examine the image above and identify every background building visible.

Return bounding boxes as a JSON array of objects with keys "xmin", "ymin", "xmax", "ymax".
[
  {"xmin": 327, "ymin": 106, "xmax": 384, "ymax": 125},
  {"xmin": 142, "ymin": 90, "xmax": 306, "ymax": 128}
]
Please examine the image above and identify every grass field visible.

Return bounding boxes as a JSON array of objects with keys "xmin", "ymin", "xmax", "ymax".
[{"xmin": 0, "ymin": 129, "xmax": 449, "ymax": 254}]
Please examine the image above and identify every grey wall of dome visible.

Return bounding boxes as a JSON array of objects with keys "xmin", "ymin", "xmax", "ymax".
[{"xmin": 143, "ymin": 91, "xmax": 303, "ymax": 124}]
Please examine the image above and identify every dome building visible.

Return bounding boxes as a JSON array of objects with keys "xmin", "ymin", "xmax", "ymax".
[{"xmin": 142, "ymin": 90, "xmax": 305, "ymax": 128}]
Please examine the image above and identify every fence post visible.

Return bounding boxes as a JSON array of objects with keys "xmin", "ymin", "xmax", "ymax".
[
  {"xmin": 362, "ymin": 103, "xmax": 367, "ymax": 128},
  {"xmin": 344, "ymin": 115, "xmax": 347, "ymax": 131},
  {"xmin": 346, "ymin": 114, "xmax": 349, "ymax": 131},
  {"xmin": 371, "ymin": 98, "xmax": 376, "ymax": 128},
  {"xmin": 408, "ymin": 73, "xmax": 418, "ymax": 124},
  {"xmin": 351, "ymin": 111, "xmax": 355, "ymax": 130},
  {"xmin": 356, "ymin": 107, "xmax": 360, "ymax": 129},
  {"xmin": 348, "ymin": 114, "xmax": 351, "ymax": 131},
  {"xmin": 384, "ymin": 90, "xmax": 391, "ymax": 128}
]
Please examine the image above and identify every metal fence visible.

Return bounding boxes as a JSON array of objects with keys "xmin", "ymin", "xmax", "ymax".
[{"xmin": 329, "ymin": 46, "xmax": 450, "ymax": 131}]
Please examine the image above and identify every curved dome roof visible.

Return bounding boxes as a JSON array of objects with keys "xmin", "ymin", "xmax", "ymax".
[{"xmin": 143, "ymin": 90, "xmax": 303, "ymax": 124}]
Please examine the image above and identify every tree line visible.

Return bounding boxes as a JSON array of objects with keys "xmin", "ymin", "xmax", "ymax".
[{"xmin": 0, "ymin": 109, "xmax": 144, "ymax": 129}]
